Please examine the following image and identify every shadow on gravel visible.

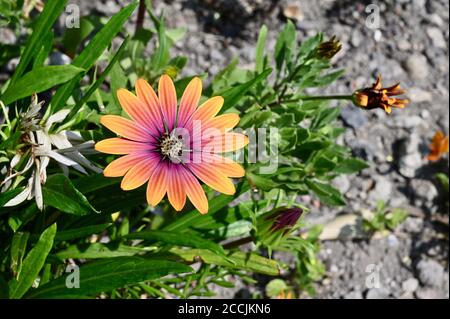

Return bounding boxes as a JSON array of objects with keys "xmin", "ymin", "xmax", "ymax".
[{"xmin": 180, "ymin": 0, "xmax": 279, "ymax": 37}]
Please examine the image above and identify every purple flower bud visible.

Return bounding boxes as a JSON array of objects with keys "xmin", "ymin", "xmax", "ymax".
[{"xmin": 266, "ymin": 207, "xmax": 303, "ymax": 234}]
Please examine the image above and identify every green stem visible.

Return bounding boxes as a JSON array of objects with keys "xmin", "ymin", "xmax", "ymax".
[{"xmin": 299, "ymin": 94, "xmax": 353, "ymax": 101}]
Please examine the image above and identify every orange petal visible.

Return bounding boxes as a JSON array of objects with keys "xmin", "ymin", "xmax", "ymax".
[
  {"xmin": 104, "ymin": 153, "xmax": 151, "ymax": 177},
  {"xmin": 188, "ymin": 162, "xmax": 235, "ymax": 195},
  {"xmin": 117, "ymin": 89, "xmax": 159, "ymax": 135},
  {"xmin": 135, "ymin": 78, "xmax": 165, "ymax": 134},
  {"xmin": 100, "ymin": 115, "xmax": 157, "ymax": 143},
  {"xmin": 178, "ymin": 165, "xmax": 208, "ymax": 214},
  {"xmin": 199, "ymin": 153, "xmax": 245, "ymax": 177},
  {"xmin": 186, "ymin": 96, "xmax": 224, "ymax": 129},
  {"xmin": 95, "ymin": 138, "xmax": 151, "ymax": 155},
  {"xmin": 191, "ymin": 113, "xmax": 240, "ymax": 142},
  {"xmin": 158, "ymin": 74, "xmax": 177, "ymax": 131},
  {"xmin": 167, "ymin": 164, "xmax": 187, "ymax": 211},
  {"xmin": 146, "ymin": 162, "xmax": 169, "ymax": 207},
  {"xmin": 177, "ymin": 77, "xmax": 202, "ymax": 127},
  {"xmin": 200, "ymin": 133, "xmax": 249, "ymax": 153},
  {"xmin": 121, "ymin": 155, "xmax": 160, "ymax": 190}
]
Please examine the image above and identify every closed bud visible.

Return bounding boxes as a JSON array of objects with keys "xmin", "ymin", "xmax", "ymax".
[{"xmin": 255, "ymin": 207, "xmax": 303, "ymax": 249}]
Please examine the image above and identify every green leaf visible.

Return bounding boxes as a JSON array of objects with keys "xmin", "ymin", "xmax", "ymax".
[
  {"xmin": 163, "ymin": 182, "xmax": 250, "ymax": 232},
  {"xmin": 150, "ymin": 14, "xmax": 169, "ymax": 71},
  {"xmin": 125, "ymin": 230, "xmax": 225, "ymax": 256},
  {"xmin": 168, "ymin": 248, "xmax": 280, "ymax": 276},
  {"xmin": 61, "ymin": 17, "xmax": 95, "ymax": 57},
  {"xmin": 73, "ymin": 173, "xmax": 120, "ymax": 194},
  {"xmin": 9, "ymin": 223, "xmax": 56, "ymax": 299},
  {"xmin": 310, "ymin": 106, "xmax": 340, "ymax": 130},
  {"xmin": 435, "ymin": 173, "xmax": 449, "ymax": 192},
  {"xmin": 9, "ymin": 0, "xmax": 68, "ymax": 84},
  {"xmin": 0, "ymin": 275, "xmax": 8, "ymax": 298},
  {"xmin": 68, "ymin": 36, "xmax": 130, "ymax": 119},
  {"xmin": 26, "ymin": 257, "xmax": 192, "ymax": 298},
  {"xmin": 220, "ymin": 69, "xmax": 272, "ymax": 111},
  {"xmin": 50, "ymin": 1, "xmax": 138, "ymax": 112},
  {"xmin": 2, "ymin": 65, "xmax": 84, "ymax": 105},
  {"xmin": 42, "ymin": 174, "xmax": 99, "ymax": 215},
  {"xmin": 334, "ymin": 158, "xmax": 369, "ymax": 174},
  {"xmin": 274, "ymin": 20, "xmax": 296, "ymax": 71},
  {"xmin": 54, "ymin": 223, "xmax": 112, "ymax": 242},
  {"xmin": 306, "ymin": 179, "xmax": 346, "ymax": 206},
  {"xmin": 255, "ymin": 24, "xmax": 268, "ymax": 73},
  {"xmin": 54, "ymin": 243, "xmax": 151, "ymax": 259},
  {"xmin": 33, "ymin": 32, "xmax": 54, "ymax": 68},
  {"xmin": 10, "ymin": 231, "xmax": 30, "ymax": 279}
]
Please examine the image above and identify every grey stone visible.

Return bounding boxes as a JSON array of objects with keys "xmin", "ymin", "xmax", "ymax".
[
  {"xmin": 410, "ymin": 179, "xmax": 438, "ymax": 203},
  {"xmin": 340, "ymin": 107, "xmax": 368, "ymax": 129},
  {"xmin": 415, "ymin": 288, "xmax": 446, "ymax": 299},
  {"xmin": 426, "ymin": 27, "xmax": 447, "ymax": 49},
  {"xmin": 350, "ymin": 30, "xmax": 362, "ymax": 47},
  {"xmin": 416, "ymin": 259, "xmax": 445, "ymax": 288},
  {"xmin": 408, "ymin": 88, "xmax": 433, "ymax": 103},
  {"xmin": 0, "ymin": 28, "xmax": 16, "ymax": 45},
  {"xmin": 368, "ymin": 177, "xmax": 393, "ymax": 203},
  {"xmin": 402, "ymin": 278, "xmax": 419, "ymax": 293},
  {"xmin": 332, "ymin": 175, "xmax": 351, "ymax": 194},
  {"xmin": 344, "ymin": 290, "xmax": 363, "ymax": 299},
  {"xmin": 366, "ymin": 288, "xmax": 390, "ymax": 299},
  {"xmin": 49, "ymin": 52, "xmax": 71, "ymax": 66},
  {"xmin": 404, "ymin": 54, "xmax": 429, "ymax": 80}
]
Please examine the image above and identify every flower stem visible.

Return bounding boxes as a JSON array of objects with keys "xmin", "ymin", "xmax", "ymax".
[{"xmin": 299, "ymin": 94, "xmax": 353, "ymax": 101}]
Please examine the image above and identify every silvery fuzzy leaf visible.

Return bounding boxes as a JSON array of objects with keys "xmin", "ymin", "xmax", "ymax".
[
  {"xmin": 1, "ymin": 156, "xmax": 34, "ymax": 186},
  {"xmin": 10, "ymin": 154, "xmax": 21, "ymax": 168},
  {"xmin": 45, "ymin": 109, "xmax": 70, "ymax": 130},
  {"xmin": 34, "ymin": 160, "xmax": 43, "ymax": 210},
  {"xmin": 35, "ymin": 130, "xmax": 52, "ymax": 150},
  {"xmin": 50, "ymin": 133, "xmax": 101, "ymax": 173},
  {"xmin": 4, "ymin": 178, "xmax": 32, "ymax": 207},
  {"xmin": 64, "ymin": 130, "xmax": 84, "ymax": 142},
  {"xmin": 62, "ymin": 151, "xmax": 103, "ymax": 173}
]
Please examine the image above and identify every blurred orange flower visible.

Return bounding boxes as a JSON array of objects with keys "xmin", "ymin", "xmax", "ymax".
[{"xmin": 427, "ymin": 131, "xmax": 449, "ymax": 161}]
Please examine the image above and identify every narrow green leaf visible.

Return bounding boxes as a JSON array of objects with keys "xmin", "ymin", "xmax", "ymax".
[
  {"xmin": 2, "ymin": 65, "xmax": 84, "ymax": 105},
  {"xmin": 54, "ymin": 243, "xmax": 151, "ymax": 259},
  {"xmin": 169, "ymin": 248, "xmax": 280, "ymax": 276},
  {"xmin": 26, "ymin": 257, "xmax": 192, "ymax": 298},
  {"xmin": 10, "ymin": 232, "xmax": 30, "ymax": 278},
  {"xmin": 33, "ymin": 32, "xmax": 54, "ymax": 68},
  {"xmin": 9, "ymin": 223, "xmax": 56, "ymax": 299},
  {"xmin": 54, "ymin": 223, "xmax": 112, "ymax": 242},
  {"xmin": 125, "ymin": 230, "xmax": 225, "ymax": 256},
  {"xmin": 50, "ymin": 1, "xmax": 138, "ymax": 112},
  {"xmin": 220, "ymin": 69, "xmax": 272, "ymax": 111},
  {"xmin": 68, "ymin": 36, "xmax": 130, "ymax": 119},
  {"xmin": 10, "ymin": 0, "xmax": 68, "ymax": 84},
  {"xmin": 73, "ymin": 173, "xmax": 120, "ymax": 194},
  {"xmin": 42, "ymin": 174, "xmax": 99, "ymax": 215},
  {"xmin": 255, "ymin": 24, "xmax": 268, "ymax": 73},
  {"xmin": 61, "ymin": 17, "xmax": 95, "ymax": 57}
]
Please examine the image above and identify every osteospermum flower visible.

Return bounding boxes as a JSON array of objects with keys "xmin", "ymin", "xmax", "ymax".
[
  {"xmin": 352, "ymin": 75, "xmax": 409, "ymax": 114},
  {"xmin": 95, "ymin": 75, "xmax": 248, "ymax": 214}
]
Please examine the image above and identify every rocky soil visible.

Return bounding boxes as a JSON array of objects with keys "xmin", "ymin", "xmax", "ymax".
[{"xmin": 1, "ymin": 0, "xmax": 448, "ymax": 299}]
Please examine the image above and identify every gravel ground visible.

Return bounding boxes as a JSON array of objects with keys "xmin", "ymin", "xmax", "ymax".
[{"xmin": 1, "ymin": 0, "xmax": 448, "ymax": 299}]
